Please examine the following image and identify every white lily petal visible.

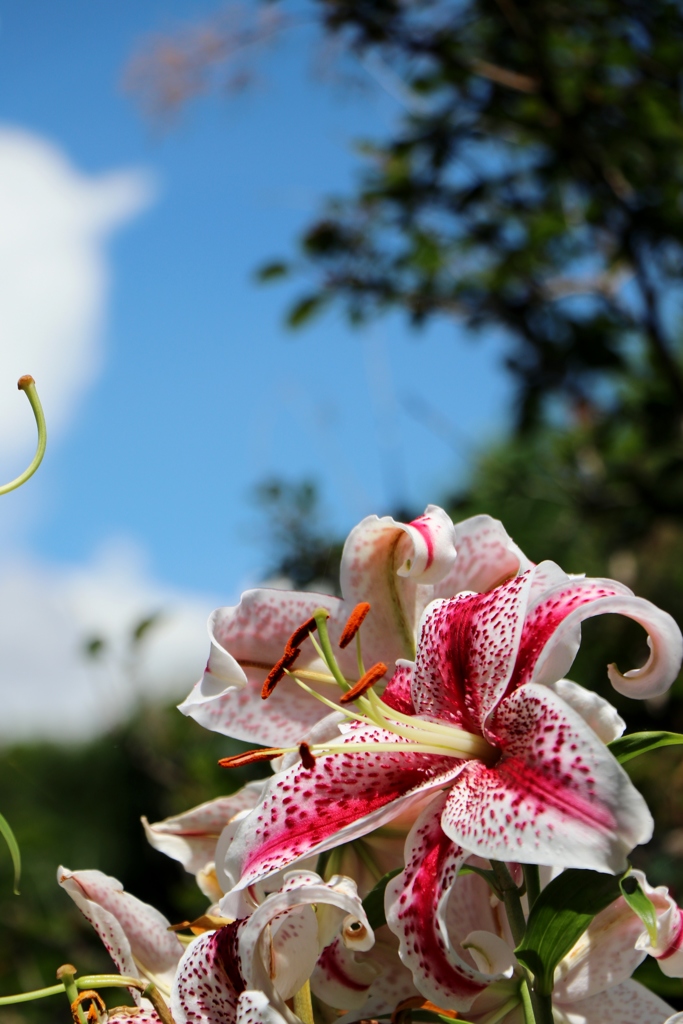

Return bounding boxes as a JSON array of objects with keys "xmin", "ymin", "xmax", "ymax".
[
  {"xmin": 461, "ymin": 931, "xmax": 517, "ymax": 978},
  {"xmin": 546, "ymin": 678, "xmax": 626, "ymax": 743}
]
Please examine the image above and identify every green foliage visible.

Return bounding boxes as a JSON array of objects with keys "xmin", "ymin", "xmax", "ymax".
[
  {"xmin": 0, "ymin": 811, "xmax": 21, "ymax": 895},
  {"xmin": 253, "ymin": 477, "xmax": 344, "ymax": 592},
  {"xmin": 609, "ymin": 732, "xmax": 683, "ymax": 765},
  {"xmin": 515, "ymin": 868, "xmax": 623, "ymax": 996},
  {"xmin": 360, "ymin": 867, "xmax": 402, "ymax": 930},
  {"xmin": 620, "ymin": 874, "xmax": 658, "ymax": 944},
  {"xmin": 265, "ymin": 0, "xmax": 683, "ymax": 452}
]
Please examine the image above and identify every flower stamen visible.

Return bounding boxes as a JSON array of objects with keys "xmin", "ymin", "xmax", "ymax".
[
  {"xmin": 339, "ymin": 662, "xmax": 387, "ymax": 704},
  {"xmin": 339, "ymin": 602, "xmax": 371, "ymax": 648},
  {"xmin": 286, "ymin": 616, "xmax": 318, "ymax": 651},
  {"xmin": 299, "ymin": 742, "xmax": 316, "ymax": 770},
  {"xmin": 218, "ymin": 747, "xmax": 285, "ymax": 768},
  {"xmin": 261, "ymin": 648, "xmax": 301, "ymax": 699}
]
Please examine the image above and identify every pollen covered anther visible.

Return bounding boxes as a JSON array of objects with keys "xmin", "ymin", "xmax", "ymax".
[
  {"xmin": 261, "ymin": 647, "xmax": 301, "ymax": 699},
  {"xmin": 338, "ymin": 602, "xmax": 371, "ymax": 648},
  {"xmin": 219, "ymin": 747, "xmax": 285, "ymax": 768},
  {"xmin": 286, "ymin": 616, "xmax": 318, "ymax": 652},
  {"xmin": 339, "ymin": 662, "xmax": 388, "ymax": 704},
  {"xmin": 299, "ymin": 741, "xmax": 316, "ymax": 770}
]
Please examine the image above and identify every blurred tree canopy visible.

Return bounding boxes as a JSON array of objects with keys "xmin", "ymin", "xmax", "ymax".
[{"xmin": 128, "ymin": 0, "xmax": 683, "ymax": 545}]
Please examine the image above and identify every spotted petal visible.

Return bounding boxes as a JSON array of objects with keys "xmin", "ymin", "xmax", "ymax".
[
  {"xmin": 332, "ymin": 928, "xmax": 419, "ymax": 1024},
  {"xmin": 340, "ymin": 505, "xmax": 457, "ymax": 663},
  {"xmin": 310, "ymin": 934, "xmax": 380, "ymax": 1009},
  {"xmin": 554, "ymin": 979, "xmax": 675, "ymax": 1024},
  {"xmin": 412, "ymin": 573, "xmax": 534, "ymax": 729},
  {"xmin": 58, "ymin": 867, "xmax": 183, "ymax": 998},
  {"xmin": 439, "ymin": 684, "xmax": 652, "ymax": 871},
  {"xmin": 143, "ymin": 783, "xmax": 266, "ymax": 878},
  {"xmin": 237, "ymin": 991, "xmax": 291, "ymax": 1024},
  {"xmin": 434, "ymin": 514, "xmax": 532, "ymax": 597},
  {"xmin": 554, "ymin": 888, "xmax": 653, "ymax": 1001},
  {"xmin": 172, "ymin": 925, "xmax": 244, "ymax": 1024},
  {"xmin": 385, "ymin": 792, "xmax": 513, "ymax": 1012},
  {"xmin": 225, "ymin": 724, "xmax": 464, "ymax": 890},
  {"xmin": 512, "ymin": 564, "xmax": 683, "ymax": 699},
  {"xmin": 179, "ymin": 591, "xmax": 345, "ymax": 746}
]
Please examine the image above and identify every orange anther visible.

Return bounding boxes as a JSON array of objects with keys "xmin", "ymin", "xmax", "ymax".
[
  {"xmin": 338, "ymin": 602, "xmax": 371, "ymax": 648},
  {"xmin": 286, "ymin": 616, "xmax": 318, "ymax": 652},
  {"xmin": 299, "ymin": 742, "xmax": 316, "ymax": 770},
  {"xmin": 219, "ymin": 747, "xmax": 284, "ymax": 768},
  {"xmin": 339, "ymin": 662, "xmax": 388, "ymax": 704},
  {"xmin": 261, "ymin": 647, "xmax": 301, "ymax": 699}
]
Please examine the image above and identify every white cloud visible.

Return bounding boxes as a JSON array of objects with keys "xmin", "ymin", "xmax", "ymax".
[
  {"xmin": 0, "ymin": 125, "xmax": 154, "ymax": 470},
  {"xmin": 0, "ymin": 130, "xmax": 214, "ymax": 738},
  {"xmin": 0, "ymin": 540, "xmax": 215, "ymax": 740}
]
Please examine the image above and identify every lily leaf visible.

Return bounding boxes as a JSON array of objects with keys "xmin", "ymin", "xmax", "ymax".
[
  {"xmin": 0, "ymin": 811, "xmax": 21, "ymax": 894},
  {"xmin": 361, "ymin": 868, "xmax": 402, "ymax": 930},
  {"xmin": 620, "ymin": 874, "xmax": 658, "ymax": 944},
  {"xmin": 515, "ymin": 868, "xmax": 622, "ymax": 995},
  {"xmin": 608, "ymin": 731, "xmax": 683, "ymax": 764}
]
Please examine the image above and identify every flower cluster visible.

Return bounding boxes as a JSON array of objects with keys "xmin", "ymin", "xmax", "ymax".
[{"xmin": 24, "ymin": 508, "xmax": 683, "ymax": 1023}]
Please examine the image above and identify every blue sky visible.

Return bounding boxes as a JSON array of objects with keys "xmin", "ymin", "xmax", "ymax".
[{"xmin": 0, "ymin": 1, "xmax": 512, "ymax": 735}]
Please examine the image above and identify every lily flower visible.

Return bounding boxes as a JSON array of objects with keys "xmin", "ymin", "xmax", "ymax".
[
  {"xmin": 142, "ymin": 782, "xmax": 267, "ymax": 901},
  {"xmin": 58, "ymin": 867, "xmax": 184, "ymax": 1000},
  {"xmin": 223, "ymin": 559, "xmax": 681, "ymax": 889},
  {"xmin": 60, "ymin": 864, "xmax": 374, "ymax": 1024},
  {"xmin": 384, "ymin": 792, "xmax": 682, "ymax": 1022},
  {"xmin": 179, "ymin": 509, "xmax": 530, "ymax": 747}
]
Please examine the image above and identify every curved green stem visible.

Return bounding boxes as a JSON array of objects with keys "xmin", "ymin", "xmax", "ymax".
[
  {"xmin": 312, "ymin": 609, "xmax": 350, "ymax": 692},
  {"xmin": 0, "ymin": 376, "xmax": 47, "ymax": 496},
  {"xmin": 490, "ymin": 861, "xmax": 526, "ymax": 945},
  {"xmin": 0, "ymin": 984, "xmax": 65, "ymax": 1005}
]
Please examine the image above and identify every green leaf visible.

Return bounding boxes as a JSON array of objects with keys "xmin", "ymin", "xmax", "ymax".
[
  {"xmin": 515, "ymin": 868, "xmax": 622, "ymax": 995},
  {"xmin": 286, "ymin": 294, "xmax": 327, "ymax": 328},
  {"xmin": 361, "ymin": 868, "xmax": 402, "ymax": 930},
  {"xmin": 620, "ymin": 874, "xmax": 658, "ymax": 944},
  {"xmin": 0, "ymin": 811, "xmax": 21, "ymax": 894},
  {"xmin": 608, "ymin": 731, "xmax": 683, "ymax": 764},
  {"xmin": 256, "ymin": 260, "xmax": 289, "ymax": 282}
]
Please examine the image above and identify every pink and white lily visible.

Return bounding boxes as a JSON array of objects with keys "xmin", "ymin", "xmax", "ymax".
[
  {"xmin": 179, "ymin": 509, "xmax": 531, "ymax": 747},
  {"xmin": 58, "ymin": 867, "xmax": 184, "ymax": 1000},
  {"xmin": 142, "ymin": 782, "xmax": 267, "ymax": 901},
  {"xmin": 60, "ymin": 863, "xmax": 375, "ymax": 1024},
  {"xmin": 223, "ymin": 559, "xmax": 682, "ymax": 889},
  {"xmin": 384, "ymin": 794, "xmax": 682, "ymax": 1021}
]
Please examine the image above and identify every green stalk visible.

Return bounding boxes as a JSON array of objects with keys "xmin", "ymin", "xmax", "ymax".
[
  {"xmin": 523, "ymin": 864, "xmax": 541, "ymax": 912},
  {"xmin": 57, "ymin": 966, "xmax": 86, "ymax": 1024},
  {"xmin": 312, "ymin": 610, "xmax": 350, "ymax": 692},
  {"xmin": 0, "ymin": 376, "xmax": 47, "ymax": 496},
  {"xmin": 519, "ymin": 977, "xmax": 536, "ymax": 1024},
  {"xmin": 0, "ymin": 984, "xmax": 65, "ymax": 1005},
  {"xmin": 490, "ymin": 861, "xmax": 526, "ymax": 945},
  {"xmin": 529, "ymin": 987, "xmax": 555, "ymax": 1024}
]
